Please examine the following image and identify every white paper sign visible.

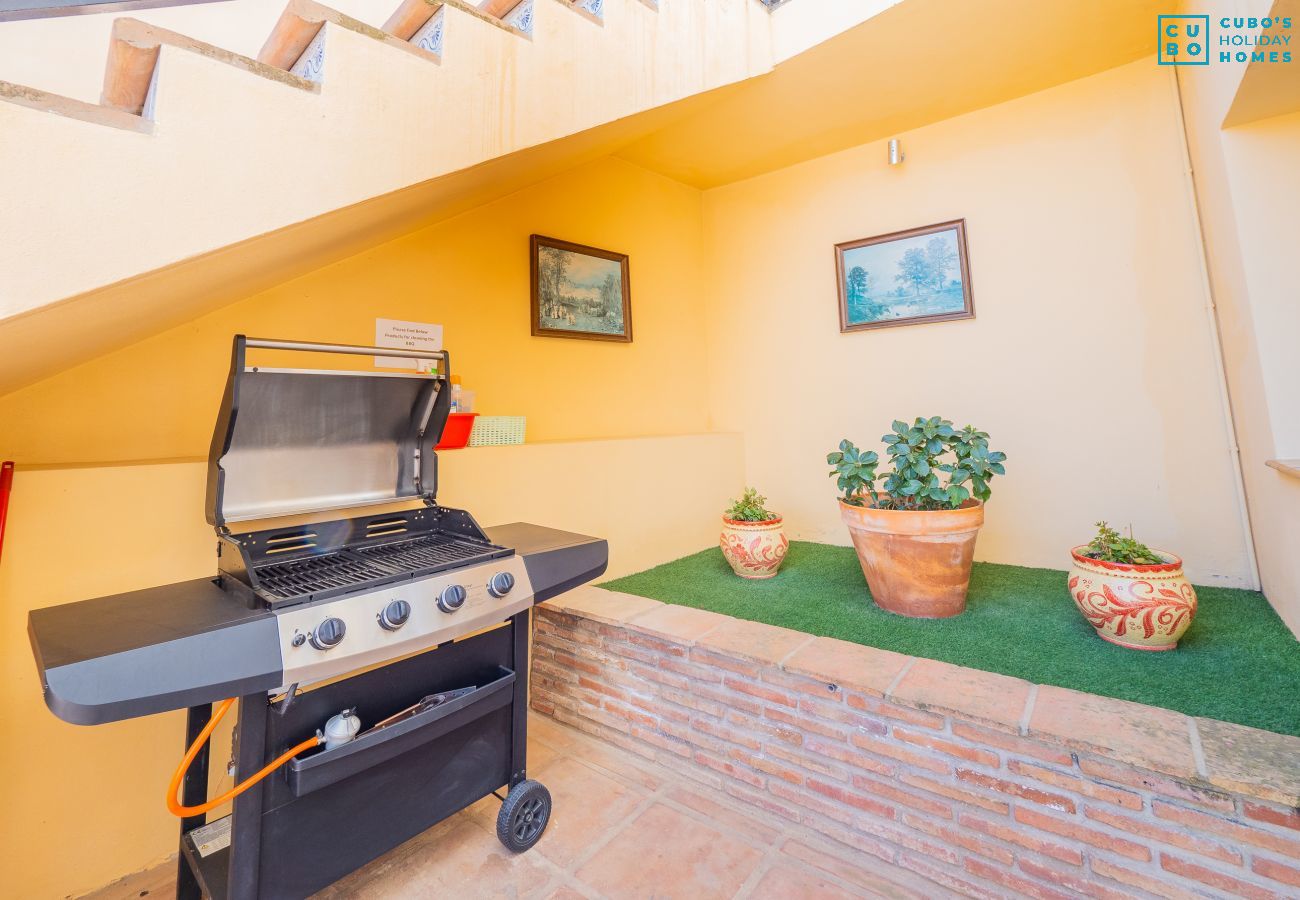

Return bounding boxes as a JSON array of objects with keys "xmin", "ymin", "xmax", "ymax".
[{"xmin": 375, "ymin": 318, "xmax": 443, "ymax": 370}]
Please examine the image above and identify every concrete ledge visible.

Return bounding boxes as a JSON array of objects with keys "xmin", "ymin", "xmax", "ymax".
[
  {"xmin": 533, "ymin": 588, "xmax": 1300, "ymax": 899},
  {"xmin": 0, "ymin": 80, "xmax": 152, "ymax": 132},
  {"xmin": 1265, "ymin": 459, "xmax": 1300, "ymax": 480}
]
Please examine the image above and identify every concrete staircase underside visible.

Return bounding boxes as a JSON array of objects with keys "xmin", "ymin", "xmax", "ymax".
[
  {"xmin": 0, "ymin": 0, "xmax": 775, "ymax": 390},
  {"xmin": 0, "ymin": 0, "xmax": 1166, "ymax": 396}
]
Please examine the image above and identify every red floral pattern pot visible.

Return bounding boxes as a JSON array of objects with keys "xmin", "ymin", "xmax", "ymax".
[
  {"xmin": 1068, "ymin": 547, "xmax": 1197, "ymax": 651},
  {"xmin": 720, "ymin": 517, "xmax": 788, "ymax": 579}
]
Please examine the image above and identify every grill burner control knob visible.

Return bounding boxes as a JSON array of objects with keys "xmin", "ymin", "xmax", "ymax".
[
  {"xmin": 488, "ymin": 572, "xmax": 516, "ymax": 598},
  {"xmin": 379, "ymin": 599, "xmax": 411, "ymax": 631},
  {"xmin": 310, "ymin": 617, "xmax": 346, "ymax": 650},
  {"xmin": 438, "ymin": 584, "xmax": 467, "ymax": 613}
]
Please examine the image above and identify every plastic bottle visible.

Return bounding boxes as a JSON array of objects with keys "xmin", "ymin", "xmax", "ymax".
[{"xmin": 449, "ymin": 375, "xmax": 463, "ymax": 413}]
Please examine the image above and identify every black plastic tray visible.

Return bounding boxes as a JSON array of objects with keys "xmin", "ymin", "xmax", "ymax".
[{"xmin": 286, "ymin": 666, "xmax": 516, "ymax": 797}]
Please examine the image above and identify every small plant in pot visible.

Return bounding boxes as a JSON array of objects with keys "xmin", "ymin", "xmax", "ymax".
[
  {"xmin": 720, "ymin": 488, "xmax": 788, "ymax": 579},
  {"xmin": 828, "ymin": 417, "xmax": 1006, "ymax": 618},
  {"xmin": 1068, "ymin": 522, "xmax": 1197, "ymax": 651}
]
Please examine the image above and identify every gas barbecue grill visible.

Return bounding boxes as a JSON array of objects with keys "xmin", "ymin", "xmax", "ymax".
[{"xmin": 27, "ymin": 336, "xmax": 608, "ymax": 899}]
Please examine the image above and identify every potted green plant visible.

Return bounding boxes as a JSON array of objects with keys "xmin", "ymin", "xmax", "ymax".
[
  {"xmin": 827, "ymin": 416, "xmax": 1006, "ymax": 617},
  {"xmin": 1068, "ymin": 522, "xmax": 1197, "ymax": 651},
  {"xmin": 720, "ymin": 488, "xmax": 788, "ymax": 579}
]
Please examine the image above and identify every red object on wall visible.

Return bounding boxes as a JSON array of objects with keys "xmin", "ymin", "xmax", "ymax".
[
  {"xmin": 0, "ymin": 461, "xmax": 13, "ymax": 564},
  {"xmin": 434, "ymin": 413, "xmax": 478, "ymax": 450}
]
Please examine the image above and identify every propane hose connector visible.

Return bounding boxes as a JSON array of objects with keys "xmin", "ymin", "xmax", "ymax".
[
  {"xmin": 165, "ymin": 699, "xmax": 324, "ymax": 818},
  {"xmin": 323, "ymin": 708, "xmax": 361, "ymax": 750}
]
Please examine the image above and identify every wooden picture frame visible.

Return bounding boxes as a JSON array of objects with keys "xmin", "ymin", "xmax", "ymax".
[
  {"xmin": 834, "ymin": 219, "xmax": 974, "ymax": 333},
  {"xmin": 530, "ymin": 235, "xmax": 632, "ymax": 343}
]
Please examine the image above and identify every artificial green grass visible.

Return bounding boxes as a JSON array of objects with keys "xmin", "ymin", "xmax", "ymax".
[{"xmin": 603, "ymin": 542, "xmax": 1300, "ymax": 737}]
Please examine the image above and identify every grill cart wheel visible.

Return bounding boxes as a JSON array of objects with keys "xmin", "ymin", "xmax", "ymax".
[{"xmin": 496, "ymin": 779, "xmax": 551, "ymax": 853}]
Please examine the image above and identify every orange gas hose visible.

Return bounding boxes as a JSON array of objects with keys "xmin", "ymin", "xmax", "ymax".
[{"xmin": 166, "ymin": 698, "xmax": 321, "ymax": 817}]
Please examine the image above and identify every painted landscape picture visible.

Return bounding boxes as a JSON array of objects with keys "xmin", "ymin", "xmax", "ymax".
[
  {"xmin": 835, "ymin": 220, "xmax": 973, "ymax": 332},
  {"xmin": 531, "ymin": 235, "xmax": 632, "ymax": 342}
]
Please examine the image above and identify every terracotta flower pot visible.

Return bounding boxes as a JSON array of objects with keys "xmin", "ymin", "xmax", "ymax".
[
  {"xmin": 1068, "ymin": 548, "xmax": 1197, "ymax": 651},
  {"xmin": 720, "ymin": 517, "xmax": 788, "ymax": 579},
  {"xmin": 838, "ymin": 499, "xmax": 984, "ymax": 618}
]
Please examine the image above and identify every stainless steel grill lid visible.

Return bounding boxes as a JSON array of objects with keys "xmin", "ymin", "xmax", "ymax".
[{"xmin": 206, "ymin": 336, "xmax": 450, "ymax": 526}]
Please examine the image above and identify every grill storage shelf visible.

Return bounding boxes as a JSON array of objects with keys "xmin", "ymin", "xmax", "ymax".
[{"xmin": 287, "ymin": 666, "xmax": 516, "ymax": 797}]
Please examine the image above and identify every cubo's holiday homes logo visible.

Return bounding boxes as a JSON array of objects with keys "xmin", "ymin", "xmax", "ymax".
[
  {"xmin": 1216, "ymin": 13, "xmax": 1293, "ymax": 63},
  {"xmin": 1158, "ymin": 15, "xmax": 1209, "ymax": 64},
  {"xmin": 1158, "ymin": 13, "xmax": 1294, "ymax": 65}
]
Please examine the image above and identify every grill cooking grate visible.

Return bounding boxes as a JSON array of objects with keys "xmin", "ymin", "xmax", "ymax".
[
  {"xmin": 255, "ymin": 552, "xmax": 396, "ymax": 602},
  {"xmin": 247, "ymin": 531, "xmax": 509, "ymax": 604},
  {"xmin": 354, "ymin": 535, "xmax": 503, "ymax": 577}
]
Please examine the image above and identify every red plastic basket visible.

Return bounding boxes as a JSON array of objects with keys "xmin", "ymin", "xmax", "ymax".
[{"xmin": 434, "ymin": 413, "xmax": 478, "ymax": 450}]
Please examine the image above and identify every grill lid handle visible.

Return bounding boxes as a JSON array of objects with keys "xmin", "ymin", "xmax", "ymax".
[
  {"xmin": 244, "ymin": 337, "xmax": 448, "ymax": 365},
  {"xmin": 205, "ymin": 335, "xmax": 452, "ymax": 527}
]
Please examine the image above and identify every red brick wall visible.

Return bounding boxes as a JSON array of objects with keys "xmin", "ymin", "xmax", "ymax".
[{"xmin": 531, "ymin": 593, "xmax": 1300, "ymax": 899}]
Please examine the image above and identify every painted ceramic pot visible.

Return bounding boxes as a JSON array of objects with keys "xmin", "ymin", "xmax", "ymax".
[
  {"xmin": 720, "ymin": 517, "xmax": 788, "ymax": 579},
  {"xmin": 1068, "ymin": 548, "xmax": 1197, "ymax": 651},
  {"xmin": 839, "ymin": 499, "xmax": 983, "ymax": 618}
]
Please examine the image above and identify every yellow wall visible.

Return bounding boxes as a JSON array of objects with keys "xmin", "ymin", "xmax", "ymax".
[
  {"xmin": 0, "ymin": 156, "xmax": 737, "ymax": 897},
  {"xmin": 0, "ymin": 433, "xmax": 742, "ymax": 899},
  {"xmin": 0, "ymin": 157, "xmax": 710, "ymax": 464},
  {"xmin": 700, "ymin": 60, "xmax": 1255, "ymax": 589},
  {"xmin": 1175, "ymin": 0, "xmax": 1300, "ymax": 633}
]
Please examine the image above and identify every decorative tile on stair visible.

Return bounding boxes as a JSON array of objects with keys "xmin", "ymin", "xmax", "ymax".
[
  {"xmin": 290, "ymin": 28, "xmax": 326, "ymax": 84},
  {"xmin": 504, "ymin": 0, "xmax": 534, "ymax": 36},
  {"xmin": 577, "ymin": 0, "xmax": 604, "ymax": 18},
  {"xmin": 410, "ymin": 7, "xmax": 445, "ymax": 57},
  {"xmin": 141, "ymin": 62, "xmax": 160, "ymax": 121}
]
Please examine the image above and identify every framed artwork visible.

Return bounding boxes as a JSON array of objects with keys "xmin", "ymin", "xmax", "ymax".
[
  {"xmin": 530, "ymin": 235, "xmax": 631, "ymax": 342},
  {"xmin": 834, "ymin": 219, "xmax": 974, "ymax": 332}
]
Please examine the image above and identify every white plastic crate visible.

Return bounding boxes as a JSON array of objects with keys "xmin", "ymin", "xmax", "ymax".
[{"xmin": 468, "ymin": 416, "xmax": 526, "ymax": 446}]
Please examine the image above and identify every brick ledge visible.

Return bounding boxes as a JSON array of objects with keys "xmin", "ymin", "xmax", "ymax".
[{"xmin": 544, "ymin": 585, "xmax": 1300, "ymax": 809}]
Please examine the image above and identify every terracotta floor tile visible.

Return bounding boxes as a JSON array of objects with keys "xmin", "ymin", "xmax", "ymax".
[
  {"xmin": 528, "ymin": 736, "xmax": 563, "ymax": 774},
  {"xmin": 666, "ymin": 784, "xmax": 783, "ymax": 847},
  {"xmin": 80, "ymin": 860, "xmax": 175, "ymax": 900},
  {"xmin": 575, "ymin": 802, "xmax": 765, "ymax": 899},
  {"xmin": 747, "ymin": 863, "xmax": 866, "ymax": 899},
  {"xmin": 545, "ymin": 884, "xmax": 594, "ymax": 900},
  {"xmin": 88, "ymin": 716, "xmax": 949, "ymax": 900},
  {"xmin": 317, "ymin": 815, "xmax": 552, "ymax": 899},
  {"xmin": 574, "ymin": 739, "xmax": 668, "ymax": 792},
  {"xmin": 516, "ymin": 756, "xmax": 648, "ymax": 869},
  {"xmin": 530, "ymin": 711, "xmax": 583, "ymax": 749},
  {"xmin": 779, "ymin": 838, "xmax": 930, "ymax": 900}
]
